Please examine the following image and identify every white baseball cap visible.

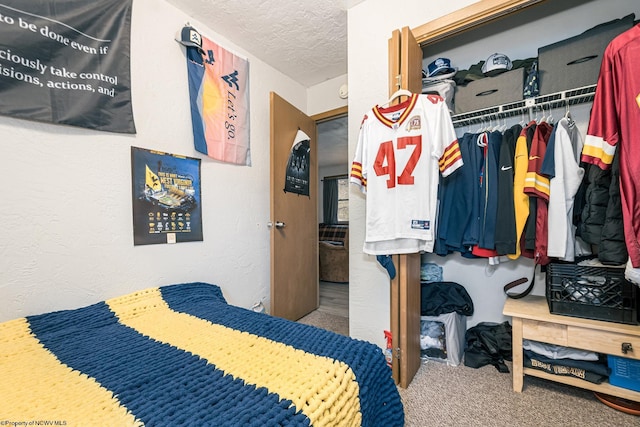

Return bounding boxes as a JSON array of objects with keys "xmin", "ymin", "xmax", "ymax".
[{"xmin": 482, "ymin": 53, "xmax": 513, "ymax": 76}]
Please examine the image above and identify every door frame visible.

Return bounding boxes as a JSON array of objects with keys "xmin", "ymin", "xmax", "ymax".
[
  {"xmin": 312, "ymin": 106, "xmax": 347, "ymax": 124},
  {"xmin": 312, "ymin": 105, "xmax": 348, "ymax": 295}
]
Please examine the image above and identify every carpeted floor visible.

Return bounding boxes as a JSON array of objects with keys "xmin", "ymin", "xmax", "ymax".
[
  {"xmin": 297, "ymin": 309, "xmax": 349, "ymax": 336},
  {"xmin": 400, "ymin": 360, "xmax": 638, "ymax": 426},
  {"xmin": 298, "ymin": 309, "xmax": 639, "ymax": 426}
]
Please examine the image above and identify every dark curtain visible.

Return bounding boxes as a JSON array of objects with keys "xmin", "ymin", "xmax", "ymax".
[{"xmin": 323, "ymin": 177, "xmax": 338, "ymax": 224}]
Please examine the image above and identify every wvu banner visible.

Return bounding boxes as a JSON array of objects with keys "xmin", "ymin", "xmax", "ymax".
[
  {"xmin": 180, "ymin": 26, "xmax": 251, "ymax": 166},
  {"xmin": 0, "ymin": 1, "xmax": 135, "ymax": 133}
]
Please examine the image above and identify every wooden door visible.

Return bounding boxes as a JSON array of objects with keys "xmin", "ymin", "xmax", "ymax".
[
  {"xmin": 387, "ymin": 26, "xmax": 423, "ymax": 389},
  {"xmin": 270, "ymin": 92, "xmax": 318, "ymax": 320}
]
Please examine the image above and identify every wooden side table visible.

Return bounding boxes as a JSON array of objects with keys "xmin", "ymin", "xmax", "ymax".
[{"xmin": 503, "ymin": 295, "xmax": 640, "ymax": 401}]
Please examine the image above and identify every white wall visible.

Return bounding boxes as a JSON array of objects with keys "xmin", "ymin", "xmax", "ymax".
[
  {"xmin": 347, "ymin": 0, "xmax": 639, "ymax": 348},
  {"xmin": 0, "ymin": 0, "xmax": 307, "ymax": 322},
  {"xmin": 307, "ymin": 74, "xmax": 348, "ymax": 116}
]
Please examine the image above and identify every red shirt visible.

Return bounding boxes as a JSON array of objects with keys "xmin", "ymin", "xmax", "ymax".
[{"xmin": 582, "ymin": 24, "xmax": 640, "ymax": 267}]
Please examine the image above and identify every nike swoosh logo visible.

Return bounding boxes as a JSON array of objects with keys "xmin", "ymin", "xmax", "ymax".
[
  {"xmin": 501, "ymin": 166, "xmax": 512, "ymax": 171},
  {"xmin": 529, "ymin": 156, "xmax": 541, "ymax": 160}
]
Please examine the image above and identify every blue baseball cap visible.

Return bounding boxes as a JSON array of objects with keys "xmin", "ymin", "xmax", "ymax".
[
  {"xmin": 426, "ymin": 58, "xmax": 456, "ymax": 77},
  {"xmin": 176, "ymin": 25, "xmax": 204, "ymax": 54}
]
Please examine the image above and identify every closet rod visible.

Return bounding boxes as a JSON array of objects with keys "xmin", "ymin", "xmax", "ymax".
[{"xmin": 451, "ymin": 84, "xmax": 596, "ymax": 127}]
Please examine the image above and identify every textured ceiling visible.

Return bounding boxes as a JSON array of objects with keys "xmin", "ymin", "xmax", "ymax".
[{"xmin": 166, "ymin": 0, "xmax": 351, "ymax": 88}]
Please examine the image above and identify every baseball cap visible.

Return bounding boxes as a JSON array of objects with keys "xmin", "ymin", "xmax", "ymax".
[
  {"xmin": 176, "ymin": 25, "xmax": 204, "ymax": 53},
  {"xmin": 426, "ymin": 58, "xmax": 456, "ymax": 77},
  {"xmin": 481, "ymin": 53, "xmax": 513, "ymax": 76}
]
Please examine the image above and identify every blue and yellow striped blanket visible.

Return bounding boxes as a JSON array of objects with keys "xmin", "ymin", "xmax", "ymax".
[{"xmin": 0, "ymin": 282, "xmax": 404, "ymax": 426}]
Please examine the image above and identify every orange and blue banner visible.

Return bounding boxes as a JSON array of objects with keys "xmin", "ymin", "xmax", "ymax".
[{"xmin": 183, "ymin": 28, "xmax": 251, "ymax": 166}]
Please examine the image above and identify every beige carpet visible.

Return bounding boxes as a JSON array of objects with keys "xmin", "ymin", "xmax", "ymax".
[
  {"xmin": 298, "ymin": 310, "xmax": 639, "ymax": 426},
  {"xmin": 400, "ymin": 360, "xmax": 638, "ymax": 426},
  {"xmin": 297, "ymin": 309, "xmax": 349, "ymax": 336}
]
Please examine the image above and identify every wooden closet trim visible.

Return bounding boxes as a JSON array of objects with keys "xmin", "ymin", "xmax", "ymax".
[
  {"xmin": 311, "ymin": 106, "xmax": 347, "ymax": 123},
  {"xmin": 412, "ymin": 0, "xmax": 546, "ymax": 46}
]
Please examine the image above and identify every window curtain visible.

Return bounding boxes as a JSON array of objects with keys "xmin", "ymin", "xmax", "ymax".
[{"xmin": 323, "ymin": 177, "xmax": 338, "ymax": 224}]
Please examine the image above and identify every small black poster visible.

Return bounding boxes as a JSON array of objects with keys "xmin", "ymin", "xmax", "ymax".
[
  {"xmin": 131, "ymin": 147, "xmax": 202, "ymax": 246},
  {"xmin": 0, "ymin": 1, "xmax": 136, "ymax": 133},
  {"xmin": 283, "ymin": 129, "xmax": 310, "ymax": 196}
]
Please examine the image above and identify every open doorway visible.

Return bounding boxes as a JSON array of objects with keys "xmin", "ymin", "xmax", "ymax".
[{"xmin": 315, "ymin": 109, "xmax": 349, "ymax": 321}]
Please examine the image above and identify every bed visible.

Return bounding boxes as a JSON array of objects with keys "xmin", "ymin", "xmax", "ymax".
[{"xmin": 0, "ymin": 282, "xmax": 404, "ymax": 426}]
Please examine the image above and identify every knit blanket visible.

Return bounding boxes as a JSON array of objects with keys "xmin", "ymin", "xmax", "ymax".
[{"xmin": 0, "ymin": 283, "xmax": 404, "ymax": 426}]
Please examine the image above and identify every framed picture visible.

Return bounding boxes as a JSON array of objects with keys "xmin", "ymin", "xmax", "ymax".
[{"xmin": 131, "ymin": 147, "xmax": 202, "ymax": 245}]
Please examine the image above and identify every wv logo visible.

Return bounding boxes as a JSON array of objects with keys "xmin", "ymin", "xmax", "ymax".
[
  {"xmin": 222, "ymin": 70, "xmax": 240, "ymax": 90},
  {"xmin": 205, "ymin": 49, "xmax": 215, "ymax": 65}
]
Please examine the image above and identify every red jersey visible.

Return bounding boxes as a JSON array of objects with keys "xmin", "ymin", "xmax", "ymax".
[
  {"xmin": 524, "ymin": 122, "xmax": 553, "ymax": 266},
  {"xmin": 581, "ymin": 24, "xmax": 640, "ymax": 267}
]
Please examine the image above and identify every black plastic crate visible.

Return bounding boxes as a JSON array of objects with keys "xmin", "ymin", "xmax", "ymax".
[{"xmin": 546, "ymin": 263, "xmax": 639, "ymax": 325}]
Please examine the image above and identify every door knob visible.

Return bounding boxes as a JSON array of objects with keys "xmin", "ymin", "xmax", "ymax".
[{"xmin": 267, "ymin": 221, "xmax": 286, "ymax": 229}]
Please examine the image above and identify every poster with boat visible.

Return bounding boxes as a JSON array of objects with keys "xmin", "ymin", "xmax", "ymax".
[{"xmin": 131, "ymin": 147, "xmax": 202, "ymax": 245}]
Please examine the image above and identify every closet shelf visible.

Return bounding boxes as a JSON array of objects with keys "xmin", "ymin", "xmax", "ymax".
[{"xmin": 451, "ymin": 84, "xmax": 597, "ymax": 127}]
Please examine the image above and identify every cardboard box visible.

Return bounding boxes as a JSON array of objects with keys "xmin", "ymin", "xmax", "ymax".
[
  {"xmin": 538, "ymin": 15, "xmax": 634, "ymax": 95},
  {"xmin": 453, "ymin": 68, "xmax": 524, "ymax": 114}
]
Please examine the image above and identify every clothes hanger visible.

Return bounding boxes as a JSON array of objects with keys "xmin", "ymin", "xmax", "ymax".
[
  {"xmin": 498, "ymin": 115, "xmax": 508, "ymax": 132},
  {"xmin": 519, "ymin": 109, "xmax": 527, "ymax": 127},
  {"xmin": 382, "ymin": 89, "xmax": 412, "ymax": 107},
  {"xmin": 547, "ymin": 104, "xmax": 554, "ymax": 125},
  {"xmin": 490, "ymin": 114, "xmax": 499, "ymax": 132},
  {"xmin": 538, "ymin": 104, "xmax": 547, "ymax": 124},
  {"xmin": 492, "ymin": 114, "xmax": 504, "ymax": 132},
  {"xmin": 564, "ymin": 99, "xmax": 574, "ymax": 125},
  {"xmin": 475, "ymin": 116, "xmax": 485, "ymax": 134},
  {"xmin": 482, "ymin": 115, "xmax": 493, "ymax": 133}
]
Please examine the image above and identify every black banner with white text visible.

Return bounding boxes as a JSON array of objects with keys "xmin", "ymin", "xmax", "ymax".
[{"xmin": 0, "ymin": 1, "xmax": 135, "ymax": 133}]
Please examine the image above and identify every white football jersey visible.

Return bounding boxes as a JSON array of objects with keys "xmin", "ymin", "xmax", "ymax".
[{"xmin": 350, "ymin": 93, "xmax": 463, "ymax": 254}]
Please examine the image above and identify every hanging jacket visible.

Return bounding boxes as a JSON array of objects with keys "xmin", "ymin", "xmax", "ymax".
[
  {"xmin": 578, "ymin": 150, "xmax": 627, "ymax": 265},
  {"xmin": 494, "ymin": 124, "xmax": 522, "ymax": 255},
  {"xmin": 544, "ymin": 118, "xmax": 585, "ymax": 261},
  {"xmin": 508, "ymin": 122, "xmax": 536, "ymax": 260}
]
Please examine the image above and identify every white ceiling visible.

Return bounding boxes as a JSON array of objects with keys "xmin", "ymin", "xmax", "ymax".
[{"xmin": 166, "ymin": 0, "xmax": 355, "ymax": 168}]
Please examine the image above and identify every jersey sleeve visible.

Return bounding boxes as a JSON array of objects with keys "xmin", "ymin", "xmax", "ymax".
[
  {"xmin": 430, "ymin": 96, "xmax": 463, "ymax": 177},
  {"xmin": 540, "ymin": 125, "xmax": 557, "ymax": 179},
  {"xmin": 524, "ymin": 124, "xmax": 550, "ymax": 201},
  {"xmin": 581, "ymin": 47, "xmax": 618, "ymax": 170},
  {"xmin": 350, "ymin": 114, "xmax": 368, "ymax": 193}
]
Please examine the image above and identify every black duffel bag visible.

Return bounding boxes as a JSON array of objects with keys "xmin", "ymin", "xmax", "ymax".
[{"xmin": 464, "ymin": 321, "xmax": 512, "ymax": 373}]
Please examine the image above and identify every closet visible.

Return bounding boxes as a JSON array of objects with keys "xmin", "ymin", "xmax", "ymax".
[{"xmin": 387, "ymin": 0, "xmax": 639, "ymax": 388}]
